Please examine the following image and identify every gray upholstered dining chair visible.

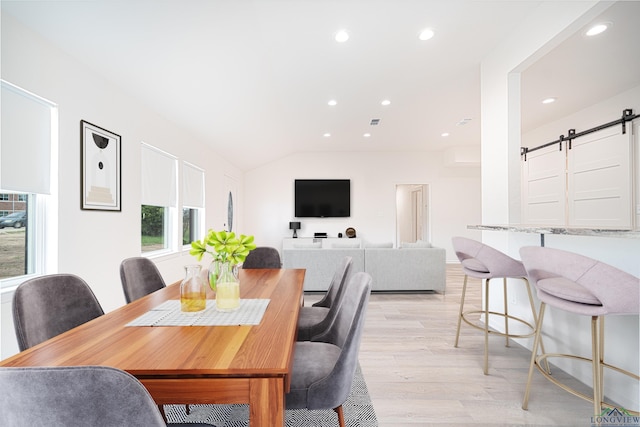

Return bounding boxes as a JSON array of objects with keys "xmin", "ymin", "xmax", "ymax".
[
  {"xmin": 120, "ymin": 257, "xmax": 167, "ymax": 303},
  {"xmin": 452, "ymin": 237, "xmax": 544, "ymax": 375},
  {"xmin": 520, "ymin": 246, "xmax": 640, "ymax": 416},
  {"xmin": 0, "ymin": 365, "xmax": 215, "ymax": 427},
  {"xmin": 297, "ymin": 256, "xmax": 353, "ymax": 341},
  {"xmin": 241, "ymin": 246, "xmax": 282, "ymax": 269},
  {"xmin": 286, "ymin": 271, "xmax": 372, "ymax": 427},
  {"xmin": 120, "ymin": 257, "xmax": 192, "ymax": 416},
  {"xmin": 12, "ymin": 274, "xmax": 104, "ymax": 352}
]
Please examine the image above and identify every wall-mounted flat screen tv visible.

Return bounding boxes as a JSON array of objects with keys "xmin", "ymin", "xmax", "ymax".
[{"xmin": 294, "ymin": 179, "xmax": 350, "ymax": 218}]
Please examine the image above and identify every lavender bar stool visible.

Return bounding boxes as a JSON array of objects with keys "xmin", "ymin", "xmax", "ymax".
[
  {"xmin": 520, "ymin": 246, "xmax": 639, "ymax": 416},
  {"xmin": 452, "ymin": 237, "xmax": 544, "ymax": 375}
]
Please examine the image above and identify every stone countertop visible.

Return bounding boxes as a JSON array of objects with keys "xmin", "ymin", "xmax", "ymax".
[{"xmin": 468, "ymin": 224, "xmax": 640, "ymax": 239}]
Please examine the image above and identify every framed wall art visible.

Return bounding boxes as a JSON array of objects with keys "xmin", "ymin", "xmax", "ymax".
[{"xmin": 81, "ymin": 120, "xmax": 121, "ymax": 211}]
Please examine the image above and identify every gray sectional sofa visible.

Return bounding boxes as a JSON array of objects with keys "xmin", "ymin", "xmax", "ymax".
[{"xmin": 282, "ymin": 241, "xmax": 445, "ymax": 292}]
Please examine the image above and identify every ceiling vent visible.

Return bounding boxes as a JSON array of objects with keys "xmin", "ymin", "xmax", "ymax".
[{"xmin": 370, "ymin": 119, "xmax": 380, "ymax": 126}]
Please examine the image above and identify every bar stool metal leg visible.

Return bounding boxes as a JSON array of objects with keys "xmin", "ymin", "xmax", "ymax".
[
  {"xmin": 454, "ymin": 274, "xmax": 469, "ymax": 348},
  {"xmin": 484, "ymin": 278, "xmax": 491, "ymax": 375},
  {"xmin": 599, "ymin": 317, "xmax": 605, "ymax": 406},
  {"xmin": 455, "ymin": 277, "xmax": 542, "ymax": 373},
  {"xmin": 591, "ymin": 316, "xmax": 602, "ymax": 416},
  {"xmin": 523, "ymin": 277, "xmax": 550, "ymax": 374},
  {"xmin": 503, "ymin": 278, "xmax": 510, "ymax": 347},
  {"xmin": 522, "ymin": 302, "xmax": 546, "ymax": 410}
]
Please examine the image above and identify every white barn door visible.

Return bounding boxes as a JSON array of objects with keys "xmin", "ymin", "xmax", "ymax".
[
  {"xmin": 567, "ymin": 127, "xmax": 632, "ymax": 227},
  {"xmin": 522, "ymin": 144, "xmax": 566, "ymax": 225}
]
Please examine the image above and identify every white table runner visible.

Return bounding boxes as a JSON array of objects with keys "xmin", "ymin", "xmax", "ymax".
[{"xmin": 125, "ymin": 299, "xmax": 270, "ymax": 327}]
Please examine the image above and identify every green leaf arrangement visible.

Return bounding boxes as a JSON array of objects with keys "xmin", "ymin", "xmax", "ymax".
[{"xmin": 190, "ymin": 230, "xmax": 257, "ymax": 266}]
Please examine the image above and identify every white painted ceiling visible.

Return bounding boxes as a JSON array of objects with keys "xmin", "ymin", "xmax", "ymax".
[
  {"xmin": 521, "ymin": 1, "xmax": 640, "ymax": 135},
  {"xmin": 2, "ymin": 0, "xmax": 639, "ymax": 171}
]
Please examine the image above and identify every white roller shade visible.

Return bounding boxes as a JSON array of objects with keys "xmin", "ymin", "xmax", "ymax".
[
  {"xmin": 141, "ymin": 143, "xmax": 177, "ymax": 207},
  {"xmin": 1, "ymin": 80, "xmax": 53, "ymax": 194},
  {"xmin": 182, "ymin": 162, "xmax": 204, "ymax": 208}
]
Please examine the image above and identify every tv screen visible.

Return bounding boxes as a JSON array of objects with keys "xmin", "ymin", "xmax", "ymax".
[{"xmin": 294, "ymin": 179, "xmax": 350, "ymax": 218}]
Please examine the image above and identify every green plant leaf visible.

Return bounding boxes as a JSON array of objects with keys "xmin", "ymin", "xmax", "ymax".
[
  {"xmin": 189, "ymin": 240, "xmax": 207, "ymax": 261},
  {"xmin": 190, "ymin": 229, "xmax": 256, "ymax": 265}
]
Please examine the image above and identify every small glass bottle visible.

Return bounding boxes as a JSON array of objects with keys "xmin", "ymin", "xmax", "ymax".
[
  {"xmin": 180, "ymin": 264, "xmax": 206, "ymax": 312},
  {"xmin": 215, "ymin": 262, "xmax": 240, "ymax": 311}
]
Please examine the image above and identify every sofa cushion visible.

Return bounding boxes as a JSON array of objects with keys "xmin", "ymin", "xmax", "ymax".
[
  {"xmin": 282, "ymin": 248, "xmax": 365, "ymax": 291},
  {"xmin": 363, "ymin": 246, "xmax": 446, "ymax": 292},
  {"xmin": 400, "ymin": 240, "xmax": 432, "ymax": 248},
  {"xmin": 364, "ymin": 242, "xmax": 393, "ymax": 248},
  {"xmin": 283, "ymin": 245, "xmax": 445, "ymax": 292}
]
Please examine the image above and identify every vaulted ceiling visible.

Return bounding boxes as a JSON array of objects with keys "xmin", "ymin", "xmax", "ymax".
[{"xmin": 3, "ymin": 1, "xmax": 639, "ymax": 170}]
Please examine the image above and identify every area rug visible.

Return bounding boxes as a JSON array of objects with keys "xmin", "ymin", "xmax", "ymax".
[{"xmin": 164, "ymin": 364, "xmax": 378, "ymax": 426}]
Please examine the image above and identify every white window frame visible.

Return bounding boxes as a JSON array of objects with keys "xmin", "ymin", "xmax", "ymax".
[
  {"xmin": 0, "ymin": 81, "xmax": 57, "ymax": 291},
  {"xmin": 140, "ymin": 143, "xmax": 178, "ymax": 257},
  {"xmin": 182, "ymin": 207, "xmax": 203, "ymax": 248},
  {"xmin": 181, "ymin": 161, "xmax": 205, "ymax": 249}
]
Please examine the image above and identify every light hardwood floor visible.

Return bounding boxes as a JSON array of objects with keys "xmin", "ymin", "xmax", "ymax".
[{"xmin": 308, "ymin": 264, "xmax": 615, "ymax": 426}]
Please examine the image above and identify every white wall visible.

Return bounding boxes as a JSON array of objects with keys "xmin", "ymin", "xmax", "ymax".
[
  {"xmin": 481, "ymin": 0, "xmax": 639, "ymax": 410},
  {"xmin": 0, "ymin": 10, "xmax": 482, "ymax": 358},
  {"xmin": 0, "ymin": 13, "xmax": 244, "ymax": 357},
  {"xmin": 243, "ymin": 150, "xmax": 481, "ymax": 262}
]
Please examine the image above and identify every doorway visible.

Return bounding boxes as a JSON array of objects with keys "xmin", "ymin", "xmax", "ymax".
[{"xmin": 395, "ymin": 184, "xmax": 429, "ymax": 247}]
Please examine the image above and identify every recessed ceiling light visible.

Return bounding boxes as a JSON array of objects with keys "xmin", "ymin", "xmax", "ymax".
[
  {"xmin": 381, "ymin": 99, "xmax": 391, "ymax": 106},
  {"xmin": 328, "ymin": 99, "xmax": 337, "ymax": 106},
  {"xmin": 323, "ymin": 133, "xmax": 331, "ymax": 138},
  {"xmin": 363, "ymin": 133, "xmax": 371, "ymax": 138},
  {"xmin": 586, "ymin": 22, "xmax": 610, "ymax": 37},
  {"xmin": 542, "ymin": 97, "xmax": 557, "ymax": 104},
  {"xmin": 441, "ymin": 132, "xmax": 450, "ymax": 137},
  {"xmin": 335, "ymin": 30, "xmax": 349, "ymax": 43},
  {"xmin": 418, "ymin": 28, "xmax": 435, "ymax": 41}
]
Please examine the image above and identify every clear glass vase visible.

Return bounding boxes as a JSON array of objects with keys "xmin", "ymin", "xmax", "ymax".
[
  {"xmin": 180, "ymin": 264, "xmax": 206, "ymax": 312},
  {"xmin": 216, "ymin": 262, "xmax": 240, "ymax": 311},
  {"xmin": 208, "ymin": 260, "xmax": 221, "ymax": 291}
]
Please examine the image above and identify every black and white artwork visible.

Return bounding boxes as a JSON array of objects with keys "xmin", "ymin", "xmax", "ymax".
[{"xmin": 81, "ymin": 120, "xmax": 121, "ymax": 211}]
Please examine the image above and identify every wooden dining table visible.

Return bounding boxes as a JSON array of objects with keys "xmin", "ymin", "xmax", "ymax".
[{"xmin": 0, "ymin": 268, "xmax": 306, "ymax": 427}]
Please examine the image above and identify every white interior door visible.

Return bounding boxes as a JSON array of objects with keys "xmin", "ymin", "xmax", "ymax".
[
  {"xmin": 568, "ymin": 126, "xmax": 632, "ymax": 227},
  {"xmin": 396, "ymin": 184, "xmax": 429, "ymax": 246},
  {"xmin": 522, "ymin": 144, "xmax": 566, "ymax": 225}
]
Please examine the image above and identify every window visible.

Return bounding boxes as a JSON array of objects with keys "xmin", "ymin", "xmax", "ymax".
[
  {"xmin": 182, "ymin": 162, "xmax": 204, "ymax": 246},
  {"xmin": 1, "ymin": 80, "xmax": 55, "ymax": 287},
  {"xmin": 140, "ymin": 143, "xmax": 177, "ymax": 254},
  {"xmin": 0, "ymin": 193, "xmax": 33, "ymax": 280},
  {"xmin": 141, "ymin": 205, "xmax": 167, "ymax": 253},
  {"xmin": 182, "ymin": 208, "xmax": 198, "ymax": 245}
]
